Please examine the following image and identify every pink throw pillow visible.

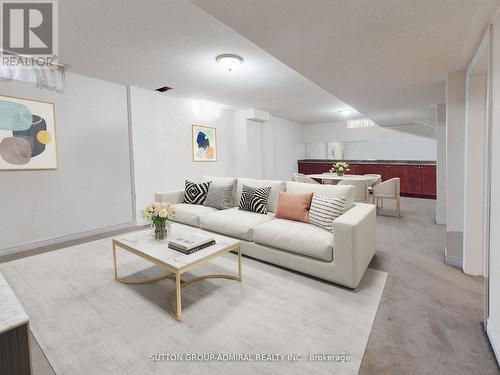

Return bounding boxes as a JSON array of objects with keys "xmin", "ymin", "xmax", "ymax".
[{"xmin": 276, "ymin": 192, "xmax": 313, "ymax": 223}]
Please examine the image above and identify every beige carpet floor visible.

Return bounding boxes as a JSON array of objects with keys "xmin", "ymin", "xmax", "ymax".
[
  {"xmin": 2, "ymin": 197, "xmax": 499, "ymax": 374},
  {"xmin": 360, "ymin": 198, "xmax": 499, "ymax": 374},
  {"xmin": 0, "ymin": 236, "xmax": 387, "ymax": 375}
]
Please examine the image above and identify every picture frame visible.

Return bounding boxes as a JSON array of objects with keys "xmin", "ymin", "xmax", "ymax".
[
  {"xmin": 192, "ymin": 125, "xmax": 217, "ymax": 162},
  {"xmin": 0, "ymin": 95, "xmax": 57, "ymax": 170}
]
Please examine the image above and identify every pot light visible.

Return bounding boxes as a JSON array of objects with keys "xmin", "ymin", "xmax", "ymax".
[
  {"xmin": 216, "ymin": 54, "xmax": 244, "ymax": 71},
  {"xmin": 339, "ymin": 109, "xmax": 353, "ymax": 116}
]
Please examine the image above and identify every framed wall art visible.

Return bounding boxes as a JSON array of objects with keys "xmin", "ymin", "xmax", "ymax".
[
  {"xmin": 192, "ymin": 125, "xmax": 217, "ymax": 162},
  {"xmin": 0, "ymin": 95, "xmax": 57, "ymax": 170}
]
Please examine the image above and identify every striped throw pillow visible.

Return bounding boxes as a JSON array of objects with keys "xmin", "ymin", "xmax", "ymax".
[
  {"xmin": 309, "ymin": 193, "xmax": 346, "ymax": 231},
  {"xmin": 238, "ymin": 185, "xmax": 271, "ymax": 214}
]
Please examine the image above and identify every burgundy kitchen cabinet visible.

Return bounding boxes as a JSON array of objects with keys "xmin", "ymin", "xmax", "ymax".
[
  {"xmin": 371, "ymin": 165, "xmax": 391, "ymax": 181},
  {"xmin": 360, "ymin": 164, "xmax": 375, "ymax": 175},
  {"xmin": 421, "ymin": 166, "xmax": 437, "ymax": 197},
  {"xmin": 389, "ymin": 166, "xmax": 408, "ymax": 193},
  {"xmin": 406, "ymin": 166, "xmax": 422, "ymax": 195},
  {"xmin": 297, "ymin": 161, "xmax": 436, "ymax": 199},
  {"xmin": 348, "ymin": 164, "xmax": 361, "ymax": 175}
]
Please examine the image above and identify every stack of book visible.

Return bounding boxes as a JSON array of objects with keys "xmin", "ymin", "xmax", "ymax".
[{"xmin": 168, "ymin": 232, "xmax": 216, "ymax": 254}]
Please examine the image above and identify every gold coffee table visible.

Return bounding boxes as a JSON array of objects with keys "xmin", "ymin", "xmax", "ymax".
[{"xmin": 112, "ymin": 223, "xmax": 242, "ymax": 322}]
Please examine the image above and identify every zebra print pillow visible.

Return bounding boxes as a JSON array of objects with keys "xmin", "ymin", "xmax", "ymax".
[
  {"xmin": 238, "ymin": 185, "xmax": 271, "ymax": 214},
  {"xmin": 183, "ymin": 180, "xmax": 211, "ymax": 205}
]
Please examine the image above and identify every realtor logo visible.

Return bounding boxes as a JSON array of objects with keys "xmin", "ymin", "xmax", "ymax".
[{"xmin": 1, "ymin": 0, "xmax": 57, "ymax": 56}]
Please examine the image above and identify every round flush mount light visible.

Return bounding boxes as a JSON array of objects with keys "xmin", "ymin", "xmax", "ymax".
[
  {"xmin": 339, "ymin": 109, "xmax": 354, "ymax": 116},
  {"xmin": 216, "ymin": 54, "xmax": 244, "ymax": 71}
]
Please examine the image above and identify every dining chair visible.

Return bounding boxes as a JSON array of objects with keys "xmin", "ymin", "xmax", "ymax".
[
  {"xmin": 293, "ymin": 173, "xmax": 320, "ymax": 184},
  {"xmin": 372, "ymin": 177, "xmax": 400, "ymax": 217},
  {"xmin": 364, "ymin": 174, "xmax": 382, "ymax": 202},
  {"xmin": 338, "ymin": 179, "xmax": 370, "ymax": 203}
]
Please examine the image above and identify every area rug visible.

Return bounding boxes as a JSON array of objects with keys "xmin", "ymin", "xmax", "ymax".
[{"xmin": 0, "ymin": 236, "xmax": 387, "ymax": 375}]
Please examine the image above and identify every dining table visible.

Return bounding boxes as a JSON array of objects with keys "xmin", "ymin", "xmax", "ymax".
[{"xmin": 307, "ymin": 173, "xmax": 376, "ymax": 184}]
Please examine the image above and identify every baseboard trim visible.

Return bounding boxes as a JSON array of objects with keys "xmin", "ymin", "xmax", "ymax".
[
  {"xmin": 435, "ymin": 216, "xmax": 446, "ymax": 225},
  {"xmin": 445, "ymin": 231, "xmax": 463, "ymax": 268},
  {"xmin": 444, "ymin": 253, "xmax": 463, "ymax": 269},
  {"xmin": 487, "ymin": 318, "xmax": 500, "ymax": 366},
  {"xmin": 0, "ymin": 222, "xmax": 137, "ymax": 259}
]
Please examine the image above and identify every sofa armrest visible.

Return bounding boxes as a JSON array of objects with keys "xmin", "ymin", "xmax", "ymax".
[
  {"xmin": 154, "ymin": 190, "xmax": 184, "ymax": 204},
  {"xmin": 332, "ymin": 203, "xmax": 376, "ymax": 288}
]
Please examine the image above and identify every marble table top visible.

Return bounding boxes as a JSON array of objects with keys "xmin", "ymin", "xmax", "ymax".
[
  {"xmin": 0, "ymin": 272, "xmax": 29, "ymax": 334},
  {"xmin": 113, "ymin": 223, "xmax": 240, "ymax": 271}
]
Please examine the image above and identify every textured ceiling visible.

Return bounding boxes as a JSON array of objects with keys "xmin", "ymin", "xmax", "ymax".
[
  {"xmin": 58, "ymin": 0, "xmax": 355, "ymax": 124},
  {"xmin": 192, "ymin": 0, "xmax": 500, "ymax": 126}
]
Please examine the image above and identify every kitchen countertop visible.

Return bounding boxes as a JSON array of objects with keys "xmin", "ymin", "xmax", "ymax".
[
  {"xmin": 0, "ymin": 272, "xmax": 29, "ymax": 334},
  {"xmin": 298, "ymin": 159, "xmax": 436, "ymax": 165}
]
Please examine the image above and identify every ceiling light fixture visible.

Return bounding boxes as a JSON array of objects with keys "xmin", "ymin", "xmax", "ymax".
[
  {"xmin": 216, "ymin": 54, "xmax": 244, "ymax": 71},
  {"xmin": 338, "ymin": 109, "xmax": 353, "ymax": 116},
  {"xmin": 347, "ymin": 118, "xmax": 377, "ymax": 129}
]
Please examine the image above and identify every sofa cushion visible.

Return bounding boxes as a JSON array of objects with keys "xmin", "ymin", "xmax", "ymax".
[
  {"xmin": 199, "ymin": 208, "xmax": 274, "ymax": 241},
  {"xmin": 169, "ymin": 203, "xmax": 218, "ymax": 227},
  {"xmin": 253, "ymin": 219, "xmax": 334, "ymax": 262},
  {"xmin": 285, "ymin": 181, "xmax": 354, "ymax": 210},
  {"xmin": 235, "ymin": 178, "xmax": 285, "ymax": 213}
]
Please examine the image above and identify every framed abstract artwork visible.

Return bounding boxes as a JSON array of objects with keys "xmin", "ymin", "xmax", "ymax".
[
  {"xmin": 192, "ymin": 125, "xmax": 217, "ymax": 162},
  {"xmin": 0, "ymin": 95, "xmax": 57, "ymax": 170}
]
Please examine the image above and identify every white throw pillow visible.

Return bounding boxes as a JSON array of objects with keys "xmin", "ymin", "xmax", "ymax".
[{"xmin": 308, "ymin": 193, "xmax": 346, "ymax": 232}]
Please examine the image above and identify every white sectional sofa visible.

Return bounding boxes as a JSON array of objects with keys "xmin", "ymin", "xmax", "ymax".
[{"xmin": 155, "ymin": 176, "xmax": 376, "ymax": 289}]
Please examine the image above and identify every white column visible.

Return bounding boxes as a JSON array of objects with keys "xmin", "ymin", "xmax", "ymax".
[
  {"xmin": 487, "ymin": 17, "xmax": 500, "ymax": 365},
  {"xmin": 232, "ymin": 110, "xmax": 249, "ymax": 177},
  {"xmin": 435, "ymin": 103, "xmax": 446, "ymax": 225},
  {"xmin": 445, "ymin": 70, "xmax": 466, "ymax": 268},
  {"xmin": 261, "ymin": 119, "xmax": 276, "ymax": 180},
  {"xmin": 463, "ymin": 74, "xmax": 487, "ymax": 275},
  {"xmin": 232, "ymin": 108, "xmax": 270, "ymax": 179},
  {"xmin": 246, "ymin": 119, "xmax": 263, "ymax": 179}
]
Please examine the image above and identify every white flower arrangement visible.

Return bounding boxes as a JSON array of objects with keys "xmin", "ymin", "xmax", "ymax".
[
  {"xmin": 330, "ymin": 162, "xmax": 350, "ymax": 175},
  {"xmin": 142, "ymin": 202, "xmax": 176, "ymax": 240},
  {"xmin": 142, "ymin": 202, "xmax": 176, "ymax": 221}
]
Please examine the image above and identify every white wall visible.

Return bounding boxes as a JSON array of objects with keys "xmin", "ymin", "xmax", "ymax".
[
  {"xmin": 270, "ymin": 116, "xmax": 305, "ymax": 181},
  {"xmin": 445, "ymin": 70, "xmax": 466, "ymax": 264},
  {"xmin": 436, "ymin": 103, "xmax": 447, "ymax": 224},
  {"xmin": 129, "ymin": 87, "xmax": 235, "ymax": 224},
  {"xmin": 130, "ymin": 93, "xmax": 305, "ymax": 223},
  {"xmin": 303, "ymin": 121, "xmax": 436, "ymax": 160},
  {"xmin": 305, "ymin": 142, "xmax": 327, "ymax": 159},
  {"xmin": 488, "ymin": 14, "xmax": 500, "ymax": 365},
  {"xmin": 0, "ymin": 73, "xmax": 134, "ymax": 252}
]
